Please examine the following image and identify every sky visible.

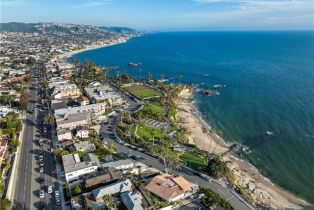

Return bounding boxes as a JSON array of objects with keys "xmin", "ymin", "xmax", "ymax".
[{"xmin": 1, "ymin": 0, "xmax": 314, "ymax": 31}]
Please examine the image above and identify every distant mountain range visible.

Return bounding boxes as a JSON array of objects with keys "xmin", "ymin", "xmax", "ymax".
[{"xmin": 0, "ymin": 22, "xmax": 136, "ymax": 34}]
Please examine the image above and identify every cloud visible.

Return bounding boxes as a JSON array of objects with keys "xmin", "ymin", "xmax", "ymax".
[
  {"xmin": 170, "ymin": 0, "xmax": 314, "ymax": 29},
  {"xmin": 71, "ymin": 0, "xmax": 112, "ymax": 8}
]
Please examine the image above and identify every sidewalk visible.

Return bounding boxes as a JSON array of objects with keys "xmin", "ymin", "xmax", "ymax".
[
  {"xmin": 51, "ymin": 124, "xmax": 69, "ymax": 210},
  {"xmin": 5, "ymin": 114, "xmax": 25, "ymax": 200}
]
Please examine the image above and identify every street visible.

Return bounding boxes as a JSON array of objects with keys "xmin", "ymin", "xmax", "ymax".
[{"xmin": 11, "ymin": 64, "xmax": 61, "ymax": 210}]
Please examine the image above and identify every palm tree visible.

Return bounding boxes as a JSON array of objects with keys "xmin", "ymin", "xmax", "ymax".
[
  {"xmin": 202, "ymin": 126, "xmax": 206, "ymax": 151},
  {"xmin": 3, "ymin": 95, "xmax": 12, "ymax": 107}
]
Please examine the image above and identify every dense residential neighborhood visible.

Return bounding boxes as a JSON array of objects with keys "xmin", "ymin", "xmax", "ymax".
[{"xmin": 0, "ymin": 23, "xmax": 255, "ymax": 210}]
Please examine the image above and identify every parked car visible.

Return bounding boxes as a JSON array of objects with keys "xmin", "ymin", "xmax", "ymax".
[
  {"xmin": 39, "ymin": 190, "xmax": 45, "ymax": 198},
  {"xmin": 39, "ymin": 162, "xmax": 44, "ymax": 167},
  {"xmin": 40, "ymin": 167, "xmax": 44, "ymax": 173},
  {"xmin": 47, "ymin": 186, "xmax": 53, "ymax": 194}
]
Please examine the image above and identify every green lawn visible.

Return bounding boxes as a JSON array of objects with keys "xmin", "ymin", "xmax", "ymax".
[
  {"xmin": 180, "ymin": 152, "xmax": 208, "ymax": 170},
  {"xmin": 146, "ymin": 99, "xmax": 163, "ymax": 109},
  {"xmin": 142, "ymin": 104, "xmax": 162, "ymax": 115},
  {"xmin": 124, "ymin": 85, "xmax": 162, "ymax": 99},
  {"xmin": 136, "ymin": 125, "xmax": 163, "ymax": 140}
]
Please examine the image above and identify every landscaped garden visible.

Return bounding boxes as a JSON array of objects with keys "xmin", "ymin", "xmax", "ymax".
[
  {"xmin": 179, "ymin": 151, "xmax": 208, "ymax": 170},
  {"xmin": 133, "ymin": 125, "xmax": 163, "ymax": 141}
]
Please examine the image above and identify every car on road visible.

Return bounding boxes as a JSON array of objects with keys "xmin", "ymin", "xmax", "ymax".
[
  {"xmin": 39, "ymin": 149, "xmax": 43, "ymax": 154},
  {"xmin": 47, "ymin": 186, "xmax": 53, "ymax": 194},
  {"xmin": 200, "ymin": 174, "xmax": 211, "ymax": 182},
  {"xmin": 39, "ymin": 155, "xmax": 44, "ymax": 161},
  {"xmin": 39, "ymin": 190, "xmax": 45, "ymax": 198},
  {"xmin": 40, "ymin": 167, "xmax": 44, "ymax": 173},
  {"xmin": 130, "ymin": 155, "xmax": 143, "ymax": 160}
]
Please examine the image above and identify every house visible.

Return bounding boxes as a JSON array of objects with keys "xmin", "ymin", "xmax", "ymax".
[
  {"xmin": 52, "ymin": 84, "xmax": 78, "ymax": 95},
  {"xmin": 54, "ymin": 103, "xmax": 106, "ymax": 118},
  {"xmin": 56, "ymin": 112, "xmax": 91, "ymax": 130},
  {"xmin": 84, "ymin": 167, "xmax": 121, "ymax": 190},
  {"xmin": 121, "ymin": 190, "xmax": 147, "ymax": 210},
  {"xmin": 51, "ymin": 99, "xmax": 68, "ymax": 110},
  {"xmin": 83, "ymin": 153, "xmax": 102, "ymax": 168},
  {"xmin": 72, "ymin": 141, "xmax": 96, "ymax": 153},
  {"xmin": 84, "ymin": 85, "xmax": 124, "ymax": 106},
  {"xmin": 92, "ymin": 179, "xmax": 132, "ymax": 202},
  {"xmin": 145, "ymin": 174, "xmax": 197, "ymax": 202},
  {"xmin": 62, "ymin": 153, "xmax": 98, "ymax": 182},
  {"xmin": 75, "ymin": 126, "xmax": 90, "ymax": 138},
  {"xmin": 53, "ymin": 88, "xmax": 82, "ymax": 100},
  {"xmin": 77, "ymin": 96, "xmax": 90, "ymax": 106},
  {"xmin": 57, "ymin": 129, "xmax": 72, "ymax": 142},
  {"xmin": 102, "ymin": 159, "xmax": 134, "ymax": 171}
]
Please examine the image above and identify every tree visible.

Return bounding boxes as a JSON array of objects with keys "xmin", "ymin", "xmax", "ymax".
[
  {"xmin": 157, "ymin": 141, "xmax": 181, "ymax": 173},
  {"xmin": 43, "ymin": 114, "xmax": 55, "ymax": 124},
  {"xmin": 199, "ymin": 187, "xmax": 232, "ymax": 210},
  {"xmin": 202, "ymin": 126, "xmax": 206, "ymax": 150},
  {"xmin": 206, "ymin": 155, "xmax": 228, "ymax": 179},
  {"xmin": 73, "ymin": 185, "xmax": 82, "ymax": 196},
  {"xmin": 107, "ymin": 143, "xmax": 117, "ymax": 155},
  {"xmin": 19, "ymin": 87, "xmax": 28, "ymax": 111},
  {"xmin": 53, "ymin": 149, "xmax": 70, "ymax": 158},
  {"xmin": 1, "ymin": 95, "xmax": 12, "ymax": 106},
  {"xmin": 102, "ymin": 194, "xmax": 115, "ymax": 209},
  {"xmin": 0, "ymin": 198, "xmax": 11, "ymax": 210}
]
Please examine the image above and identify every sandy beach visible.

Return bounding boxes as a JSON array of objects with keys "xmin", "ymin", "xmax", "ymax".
[
  {"xmin": 176, "ymin": 87, "xmax": 310, "ymax": 209},
  {"xmin": 57, "ymin": 39, "xmax": 128, "ymax": 60}
]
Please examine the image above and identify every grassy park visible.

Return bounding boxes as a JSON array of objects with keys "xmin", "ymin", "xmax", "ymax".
[
  {"xmin": 124, "ymin": 84, "xmax": 162, "ymax": 99},
  {"xmin": 132, "ymin": 125, "xmax": 163, "ymax": 140}
]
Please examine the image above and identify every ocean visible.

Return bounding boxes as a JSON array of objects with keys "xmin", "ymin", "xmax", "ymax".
[{"xmin": 68, "ymin": 31, "xmax": 314, "ymax": 203}]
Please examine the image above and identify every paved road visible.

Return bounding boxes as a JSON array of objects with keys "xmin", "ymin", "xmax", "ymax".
[
  {"xmin": 11, "ymin": 65, "xmax": 60, "ymax": 210},
  {"xmin": 100, "ymin": 117, "xmax": 255, "ymax": 210}
]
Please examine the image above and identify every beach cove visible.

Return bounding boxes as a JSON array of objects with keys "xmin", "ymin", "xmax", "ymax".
[{"xmin": 68, "ymin": 31, "xmax": 314, "ymax": 208}]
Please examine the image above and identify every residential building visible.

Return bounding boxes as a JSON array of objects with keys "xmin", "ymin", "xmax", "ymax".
[
  {"xmin": 77, "ymin": 96, "xmax": 90, "ymax": 106},
  {"xmin": 54, "ymin": 103, "xmax": 106, "ymax": 118},
  {"xmin": 92, "ymin": 179, "xmax": 132, "ymax": 202},
  {"xmin": 57, "ymin": 129, "xmax": 72, "ymax": 142},
  {"xmin": 75, "ymin": 126, "xmax": 90, "ymax": 138},
  {"xmin": 84, "ymin": 167, "xmax": 121, "ymax": 190},
  {"xmin": 102, "ymin": 159, "xmax": 134, "ymax": 170},
  {"xmin": 121, "ymin": 190, "xmax": 147, "ymax": 210},
  {"xmin": 84, "ymin": 85, "xmax": 124, "ymax": 106},
  {"xmin": 56, "ymin": 112, "xmax": 91, "ymax": 130},
  {"xmin": 145, "ymin": 174, "xmax": 197, "ymax": 202},
  {"xmin": 53, "ymin": 88, "xmax": 82, "ymax": 100},
  {"xmin": 72, "ymin": 141, "xmax": 96, "ymax": 153},
  {"xmin": 62, "ymin": 153, "xmax": 98, "ymax": 182}
]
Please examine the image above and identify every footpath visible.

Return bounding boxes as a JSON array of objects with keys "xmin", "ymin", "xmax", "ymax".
[{"xmin": 5, "ymin": 114, "xmax": 25, "ymax": 200}]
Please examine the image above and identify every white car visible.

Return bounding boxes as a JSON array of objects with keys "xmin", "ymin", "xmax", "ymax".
[
  {"xmin": 47, "ymin": 186, "xmax": 53, "ymax": 194},
  {"xmin": 39, "ymin": 190, "xmax": 45, "ymax": 198},
  {"xmin": 39, "ymin": 162, "xmax": 44, "ymax": 167},
  {"xmin": 39, "ymin": 155, "xmax": 44, "ymax": 161},
  {"xmin": 40, "ymin": 167, "xmax": 44, "ymax": 173}
]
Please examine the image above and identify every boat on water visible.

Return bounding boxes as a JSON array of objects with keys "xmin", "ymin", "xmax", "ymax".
[
  {"xmin": 128, "ymin": 62, "xmax": 142, "ymax": 67},
  {"xmin": 266, "ymin": 131, "xmax": 274, "ymax": 136}
]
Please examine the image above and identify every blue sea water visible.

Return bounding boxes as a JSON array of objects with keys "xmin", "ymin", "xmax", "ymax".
[{"xmin": 69, "ymin": 31, "xmax": 314, "ymax": 203}]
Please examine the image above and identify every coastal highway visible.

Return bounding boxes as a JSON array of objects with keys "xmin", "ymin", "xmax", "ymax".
[
  {"xmin": 11, "ymin": 65, "xmax": 60, "ymax": 210},
  {"xmin": 100, "ymin": 117, "xmax": 255, "ymax": 210},
  {"xmin": 12, "ymin": 66, "xmax": 40, "ymax": 210}
]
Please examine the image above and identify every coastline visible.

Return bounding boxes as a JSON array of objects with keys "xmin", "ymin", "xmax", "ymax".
[
  {"xmin": 176, "ymin": 87, "xmax": 310, "ymax": 209},
  {"xmin": 57, "ymin": 39, "xmax": 129, "ymax": 61}
]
